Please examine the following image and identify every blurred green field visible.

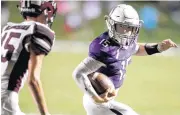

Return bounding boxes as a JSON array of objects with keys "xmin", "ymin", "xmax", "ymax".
[{"xmin": 19, "ymin": 52, "xmax": 180, "ymax": 115}]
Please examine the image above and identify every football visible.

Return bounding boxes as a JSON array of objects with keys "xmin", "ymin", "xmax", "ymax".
[{"xmin": 87, "ymin": 72, "xmax": 115, "ymax": 95}]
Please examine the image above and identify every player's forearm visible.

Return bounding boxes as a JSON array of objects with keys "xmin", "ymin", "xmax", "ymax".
[
  {"xmin": 135, "ymin": 43, "xmax": 148, "ymax": 56},
  {"xmin": 73, "ymin": 71, "xmax": 98, "ymax": 97},
  {"xmin": 135, "ymin": 43, "xmax": 160, "ymax": 56},
  {"xmin": 28, "ymin": 78, "xmax": 49, "ymax": 115},
  {"xmin": 72, "ymin": 60, "xmax": 98, "ymax": 97},
  {"xmin": 72, "ymin": 57, "xmax": 105, "ymax": 97}
]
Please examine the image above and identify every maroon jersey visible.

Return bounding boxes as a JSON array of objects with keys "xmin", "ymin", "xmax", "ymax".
[{"xmin": 1, "ymin": 21, "xmax": 55, "ymax": 93}]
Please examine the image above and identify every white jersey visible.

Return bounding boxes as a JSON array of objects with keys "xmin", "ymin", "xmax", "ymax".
[{"xmin": 1, "ymin": 21, "xmax": 55, "ymax": 93}]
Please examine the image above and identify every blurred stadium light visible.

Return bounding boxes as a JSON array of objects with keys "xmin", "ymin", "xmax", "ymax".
[{"xmin": 139, "ymin": 5, "xmax": 159, "ymax": 30}]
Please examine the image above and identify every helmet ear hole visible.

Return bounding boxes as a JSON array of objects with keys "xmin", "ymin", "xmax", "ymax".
[{"xmin": 47, "ymin": 7, "xmax": 51, "ymax": 11}]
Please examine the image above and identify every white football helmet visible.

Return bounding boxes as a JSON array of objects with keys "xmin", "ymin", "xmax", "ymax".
[{"xmin": 105, "ymin": 4, "xmax": 143, "ymax": 47}]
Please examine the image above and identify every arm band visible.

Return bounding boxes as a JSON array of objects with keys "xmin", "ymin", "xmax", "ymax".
[{"xmin": 144, "ymin": 43, "xmax": 160, "ymax": 55}]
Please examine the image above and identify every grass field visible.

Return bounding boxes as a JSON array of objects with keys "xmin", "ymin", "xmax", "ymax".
[{"xmin": 18, "ymin": 52, "xmax": 180, "ymax": 115}]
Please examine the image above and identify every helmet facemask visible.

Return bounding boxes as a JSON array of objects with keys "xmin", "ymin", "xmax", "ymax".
[{"xmin": 41, "ymin": 1, "xmax": 57, "ymax": 28}]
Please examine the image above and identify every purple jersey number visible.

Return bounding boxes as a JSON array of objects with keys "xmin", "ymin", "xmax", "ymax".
[{"xmin": 119, "ymin": 56, "xmax": 131, "ymax": 80}]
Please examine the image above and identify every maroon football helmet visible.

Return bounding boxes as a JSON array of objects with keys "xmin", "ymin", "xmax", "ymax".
[{"xmin": 18, "ymin": 0, "xmax": 57, "ymax": 27}]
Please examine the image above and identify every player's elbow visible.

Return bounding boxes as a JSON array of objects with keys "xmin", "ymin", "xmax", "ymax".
[
  {"xmin": 72, "ymin": 61, "xmax": 90, "ymax": 82},
  {"xmin": 72, "ymin": 68, "xmax": 81, "ymax": 81},
  {"xmin": 72, "ymin": 66, "xmax": 87, "ymax": 83}
]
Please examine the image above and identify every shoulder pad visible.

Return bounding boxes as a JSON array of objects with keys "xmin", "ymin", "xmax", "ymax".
[{"xmin": 34, "ymin": 22, "xmax": 55, "ymax": 42}]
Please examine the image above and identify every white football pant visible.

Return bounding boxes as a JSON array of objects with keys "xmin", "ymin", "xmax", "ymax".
[
  {"xmin": 1, "ymin": 90, "xmax": 25, "ymax": 115},
  {"xmin": 83, "ymin": 94, "xmax": 139, "ymax": 115}
]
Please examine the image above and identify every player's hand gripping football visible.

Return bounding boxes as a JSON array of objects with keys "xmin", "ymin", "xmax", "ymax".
[
  {"xmin": 92, "ymin": 87, "xmax": 116, "ymax": 103},
  {"xmin": 100, "ymin": 87, "xmax": 116, "ymax": 101},
  {"xmin": 158, "ymin": 39, "xmax": 178, "ymax": 52}
]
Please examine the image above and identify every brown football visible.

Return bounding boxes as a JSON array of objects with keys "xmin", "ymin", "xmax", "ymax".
[{"xmin": 87, "ymin": 72, "xmax": 115, "ymax": 95}]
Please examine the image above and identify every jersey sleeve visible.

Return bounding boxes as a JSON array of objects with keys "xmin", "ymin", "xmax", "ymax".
[
  {"xmin": 88, "ymin": 39, "xmax": 108, "ymax": 63},
  {"xmin": 30, "ymin": 23, "xmax": 55, "ymax": 55}
]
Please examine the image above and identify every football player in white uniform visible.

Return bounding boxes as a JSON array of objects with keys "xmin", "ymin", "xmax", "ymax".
[
  {"xmin": 72, "ymin": 4, "xmax": 177, "ymax": 115},
  {"xmin": 1, "ymin": 1, "xmax": 57, "ymax": 115}
]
